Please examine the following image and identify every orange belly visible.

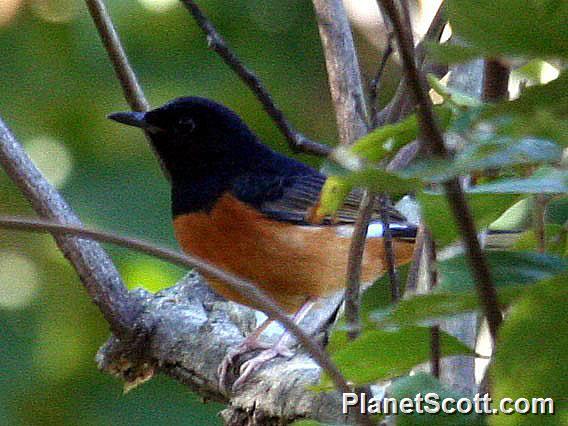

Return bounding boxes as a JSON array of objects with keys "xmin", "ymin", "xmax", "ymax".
[{"xmin": 173, "ymin": 193, "xmax": 414, "ymax": 313}]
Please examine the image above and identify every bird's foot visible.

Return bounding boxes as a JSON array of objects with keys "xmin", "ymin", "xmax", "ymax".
[
  {"xmin": 218, "ymin": 338, "xmax": 271, "ymax": 394},
  {"xmin": 231, "ymin": 341, "xmax": 294, "ymax": 391}
]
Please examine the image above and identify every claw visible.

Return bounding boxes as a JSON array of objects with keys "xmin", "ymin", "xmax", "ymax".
[
  {"xmin": 232, "ymin": 342, "xmax": 294, "ymax": 391},
  {"xmin": 218, "ymin": 338, "xmax": 271, "ymax": 394}
]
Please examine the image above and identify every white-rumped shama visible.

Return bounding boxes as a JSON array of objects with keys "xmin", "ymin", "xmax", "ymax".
[{"xmin": 109, "ymin": 97, "xmax": 417, "ymax": 390}]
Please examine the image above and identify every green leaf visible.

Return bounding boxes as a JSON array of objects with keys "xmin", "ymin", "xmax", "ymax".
[
  {"xmin": 468, "ymin": 169, "xmax": 568, "ymax": 194},
  {"xmin": 482, "ymin": 73, "xmax": 568, "ymax": 146},
  {"xmin": 437, "ymin": 251, "xmax": 568, "ymax": 292},
  {"xmin": 314, "ymin": 175, "xmax": 353, "ymax": 221},
  {"xmin": 350, "ymin": 106, "xmax": 453, "ymax": 162},
  {"xmin": 491, "ymin": 273, "xmax": 568, "ymax": 425},
  {"xmin": 545, "ymin": 196, "xmax": 568, "ymax": 225},
  {"xmin": 345, "ymin": 169, "xmax": 420, "ymax": 195},
  {"xmin": 371, "ymin": 286, "xmax": 527, "ymax": 328},
  {"xmin": 390, "ymin": 373, "xmax": 485, "ymax": 425},
  {"xmin": 427, "ymin": 42, "xmax": 484, "ymax": 65},
  {"xmin": 489, "ymin": 198, "xmax": 533, "ymax": 231},
  {"xmin": 427, "ymin": 74, "xmax": 482, "ymax": 108},
  {"xmin": 401, "ymin": 137, "xmax": 562, "ymax": 183},
  {"xmin": 318, "ymin": 326, "xmax": 474, "ymax": 388},
  {"xmin": 418, "ymin": 191, "xmax": 517, "ymax": 247},
  {"xmin": 315, "ymin": 170, "xmax": 419, "ymax": 220},
  {"xmin": 447, "ymin": 0, "xmax": 568, "ymax": 58},
  {"xmin": 327, "ymin": 265, "xmax": 411, "ymax": 353},
  {"xmin": 511, "ymin": 225, "xmax": 567, "ymax": 257}
]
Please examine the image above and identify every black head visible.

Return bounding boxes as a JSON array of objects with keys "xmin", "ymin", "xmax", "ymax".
[{"xmin": 108, "ymin": 97, "xmax": 264, "ymax": 182}]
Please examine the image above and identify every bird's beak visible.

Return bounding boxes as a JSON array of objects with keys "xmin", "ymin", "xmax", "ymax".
[{"xmin": 108, "ymin": 111, "xmax": 162, "ymax": 133}]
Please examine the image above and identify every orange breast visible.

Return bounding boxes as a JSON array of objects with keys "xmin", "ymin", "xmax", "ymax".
[{"xmin": 173, "ymin": 193, "xmax": 414, "ymax": 313}]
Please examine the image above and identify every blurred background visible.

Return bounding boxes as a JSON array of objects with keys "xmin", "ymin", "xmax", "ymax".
[{"xmin": 0, "ymin": 0, "xmax": 439, "ymax": 424}]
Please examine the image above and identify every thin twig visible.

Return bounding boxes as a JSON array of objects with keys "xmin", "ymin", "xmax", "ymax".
[
  {"xmin": 534, "ymin": 195, "xmax": 547, "ymax": 253},
  {"xmin": 375, "ymin": 1, "xmax": 447, "ymax": 126},
  {"xmin": 380, "ymin": 194, "xmax": 401, "ymax": 302},
  {"xmin": 424, "ymin": 228, "xmax": 438, "ymax": 289},
  {"xmin": 344, "ymin": 191, "xmax": 376, "ymax": 340},
  {"xmin": 84, "ymin": 0, "xmax": 149, "ymax": 112},
  {"xmin": 312, "ymin": 0, "xmax": 371, "ymax": 351},
  {"xmin": 404, "ymin": 224, "xmax": 426, "ymax": 296},
  {"xmin": 0, "ymin": 118, "xmax": 135, "ymax": 339},
  {"xmin": 430, "ymin": 325, "xmax": 441, "ymax": 378},
  {"xmin": 0, "ymin": 216, "xmax": 352, "ymax": 397},
  {"xmin": 180, "ymin": 0, "xmax": 330, "ymax": 157},
  {"xmin": 369, "ymin": 34, "xmax": 394, "ymax": 129},
  {"xmin": 379, "ymin": 0, "xmax": 502, "ymax": 341},
  {"xmin": 84, "ymin": 0, "xmax": 173, "ymax": 178}
]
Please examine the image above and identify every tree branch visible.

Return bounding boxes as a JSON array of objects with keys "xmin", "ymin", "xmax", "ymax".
[
  {"xmin": 98, "ymin": 274, "xmax": 363, "ymax": 425},
  {"xmin": 369, "ymin": 34, "xmax": 394, "ymax": 129},
  {"xmin": 180, "ymin": 0, "xmax": 330, "ymax": 157},
  {"xmin": 344, "ymin": 191, "xmax": 375, "ymax": 340},
  {"xmin": 381, "ymin": 195, "xmax": 401, "ymax": 302},
  {"xmin": 376, "ymin": 1, "xmax": 447, "ymax": 126},
  {"xmin": 312, "ymin": 0, "xmax": 373, "ymax": 358},
  {"xmin": 0, "ymin": 117, "xmax": 136, "ymax": 339},
  {"xmin": 85, "ymin": 0, "xmax": 149, "ymax": 112},
  {"xmin": 379, "ymin": 0, "xmax": 502, "ymax": 341},
  {"xmin": 312, "ymin": 0, "xmax": 369, "ymax": 145},
  {"xmin": 0, "ymin": 215, "xmax": 353, "ymax": 399}
]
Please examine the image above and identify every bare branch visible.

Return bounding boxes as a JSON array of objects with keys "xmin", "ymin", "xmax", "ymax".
[
  {"xmin": 430, "ymin": 325, "xmax": 441, "ymax": 378},
  {"xmin": 369, "ymin": 34, "xmax": 394, "ymax": 129},
  {"xmin": 0, "ymin": 117, "xmax": 135, "ymax": 339},
  {"xmin": 376, "ymin": 1, "xmax": 447, "ymax": 126},
  {"xmin": 403, "ymin": 224, "xmax": 426, "ymax": 296},
  {"xmin": 312, "ymin": 0, "xmax": 369, "ymax": 145},
  {"xmin": 0, "ymin": 215, "xmax": 353, "ymax": 399},
  {"xmin": 84, "ymin": 0, "xmax": 149, "ymax": 112},
  {"xmin": 97, "ymin": 275, "xmax": 365, "ymax": 425},
  {"xmin": 379, "ymin": 0, "xmax": 502, "ymax": 341},
  {"xmin": 344, "ymin": 191, "xmax": 375, "ymax": 340},
  {"xmin": 180, "ymin": 0, "xmax": 330, "ymax": 157},
  {"xmin": 311, "ymin": 0, "xmax": 372, "ymax": 361},
  {"xmin": 380, "ymin": 195, "xmax": 401, "ymax": 302},
  {"xmin": 84, "ymin": 0, "xmax": 175, "ymax": 179}
]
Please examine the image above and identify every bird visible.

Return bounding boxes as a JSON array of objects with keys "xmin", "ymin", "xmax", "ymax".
[{"xmin": 108, "ymin": 97, "xmax": 417, "ymax": 391}]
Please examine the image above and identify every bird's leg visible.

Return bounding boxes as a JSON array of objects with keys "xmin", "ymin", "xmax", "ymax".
[
  {"xmin": 232, "ymin": 298, "xmax": 316, "ymax": 391},
  {"xmin": 218, "ymin": 317, "xmax": 274, "ymax": 392}
]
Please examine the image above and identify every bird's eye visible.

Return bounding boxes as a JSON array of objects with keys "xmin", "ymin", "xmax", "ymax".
[{"xmin": 178, "ymin": 117, "xmax": 196, "ymax": 132}]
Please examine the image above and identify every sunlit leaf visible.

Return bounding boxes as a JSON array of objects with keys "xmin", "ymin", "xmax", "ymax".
[
  {"xmin": 489, "ymin": 198, "xmax": 533, "ymax": 231},
  {"xmin": 316, "ymin": 170, "xmax": 420, "ymax": 220},
  {"xmin": 349, "ymin": 106, "xmax": 453, "ymax": 162},
  {"xmin": 427, "ymin": 74, "xmax": 482, "ymax": 108}
]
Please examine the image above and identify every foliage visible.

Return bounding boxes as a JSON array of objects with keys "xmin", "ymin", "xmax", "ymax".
[{"xmin": 312, "ymin": 0, "xmax": 567, "ymax": 424}]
